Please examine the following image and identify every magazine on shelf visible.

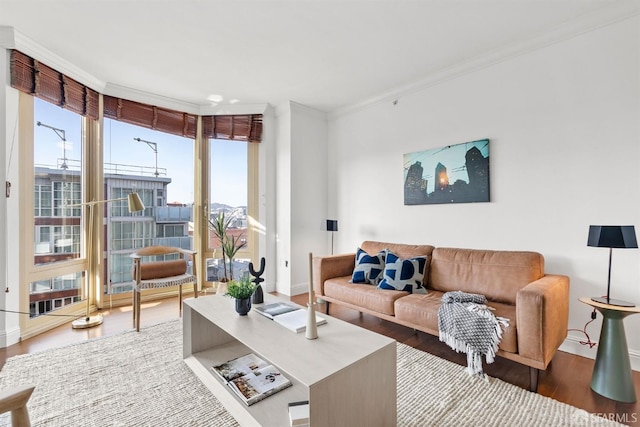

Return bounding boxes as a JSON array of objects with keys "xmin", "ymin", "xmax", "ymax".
[
  {"xmin": 274, "ymin": 309, "xmax": 327, "ymax": 333},
  {"xmin": 228, "ymin": 364, "xmax": 292, "ymax": 406},
  {"xmin": 211, "ymin": 353, "xmax": 268, "ymax": 383},
  {"xmin": 254, "ymin": 302, "xmax": 300, "ymax": 319}
]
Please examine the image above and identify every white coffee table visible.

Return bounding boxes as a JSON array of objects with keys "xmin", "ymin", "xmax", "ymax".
[{"xmin": 183, "ymin": 294, "xmax": 397, "ymax": 427}]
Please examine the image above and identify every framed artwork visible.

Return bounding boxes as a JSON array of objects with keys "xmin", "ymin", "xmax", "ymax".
[{"xmin": 404, "ymin": 139, "xmax": 490, "ymax": 205}]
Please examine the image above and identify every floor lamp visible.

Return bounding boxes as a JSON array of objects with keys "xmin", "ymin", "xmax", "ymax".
[{"xmin": 70, "ymin": 193, "xmax": 145, "ymax": 329}]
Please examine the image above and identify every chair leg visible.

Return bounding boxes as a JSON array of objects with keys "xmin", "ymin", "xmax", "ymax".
[
  {"xmin": 0, "ymin": 384, "xmax": 35, "ymax": 427},
  {"xmin": 135, "ymin": 290, "xmax": 141, "ymax": 332},
  {"xmin": 132, "ymin": 289, "xmax": 137, "ymax": 329},
  {"xmin": 179, "ymin": 285, "xmax": 183, "ymax": 317}
]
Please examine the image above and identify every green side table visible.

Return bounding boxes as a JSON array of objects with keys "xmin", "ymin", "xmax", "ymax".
[{"xmin": 580, "ymin": 297, "xmax": 640, "ymax": 403}]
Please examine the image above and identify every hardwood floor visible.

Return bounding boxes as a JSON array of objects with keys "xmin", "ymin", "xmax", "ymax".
[{"xmin": 1, "ymin": 292, "xmax": 638, "ymax": 426}]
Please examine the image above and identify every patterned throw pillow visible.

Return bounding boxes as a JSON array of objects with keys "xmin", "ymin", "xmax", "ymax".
[
  {"xmin": 351, "ymin": 247, "xmax": 386, "ymax": 285},
  {"xmin": 377, "ymin": 251, "xmax": 427, "ymax": 293}
]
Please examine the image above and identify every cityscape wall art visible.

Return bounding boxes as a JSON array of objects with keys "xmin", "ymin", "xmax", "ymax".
[{"xmin": 403, "ymin": 139, "xmax": 490, "ymax": 205}]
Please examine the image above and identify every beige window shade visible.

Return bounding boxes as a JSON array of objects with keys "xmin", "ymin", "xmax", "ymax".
[{"xmin": 10, "ymin": 50, "xmax": 99, "ymax": 120}]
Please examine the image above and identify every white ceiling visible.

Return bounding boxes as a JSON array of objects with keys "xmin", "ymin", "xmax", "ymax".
[{"xmin": 0, "ymin": 1, "xmax": 636, "ymax": 113}]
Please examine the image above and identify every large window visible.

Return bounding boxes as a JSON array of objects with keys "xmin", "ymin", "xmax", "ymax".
[
  {"xmin": 207, "ymin": 139, "xmax": 250, "ymax": 281},
  {"xmin": 103, "ymin": 119, "xmax": 194, "ymax": 295},
  {"xmin": 33, "ymin": 99, "xmax": 84, "ymax": 266},
  {"xmin": 28, "ymin": 97, "xmax": 86, "ymax": 320},
  {"xmin": 12, "ymin": 49, "xmax": 262, "ymax": 336}
]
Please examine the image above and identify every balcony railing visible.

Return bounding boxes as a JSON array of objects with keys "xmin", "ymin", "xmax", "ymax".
[
  {"xmin": 155, "ymin": 206, "xmax": 192, "ymax": 222},
  {"xmin": 155, "ymin": 236, "xmax": 193, "ymax": 250}
]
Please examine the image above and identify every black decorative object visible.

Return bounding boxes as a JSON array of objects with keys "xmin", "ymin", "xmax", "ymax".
[
  {"xmin": 587, "ymin": 225, "xmax": 638, "ymax": 307},
  {"xmin": 250, "ymin": 257, "xmax": 266, "ymax": 304}
]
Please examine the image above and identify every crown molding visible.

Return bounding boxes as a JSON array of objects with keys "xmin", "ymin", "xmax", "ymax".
[
  {"xmin": 1, "ymin": 26, "xmax": 267, "ymax": 116},
  {"xmin": 274, "ymin": 101, "xmax": 327, "ymax": 120},
  {"xmin": 0, "ymin": 26, "xmax": 106, "ymax": 93},
  {"xmin": 329, "ymin": 2, "xmax": 640, "ymax": 120},
  {"xmin": 103, "ymin": 82, "xmax": 202, "ymax": 115}
]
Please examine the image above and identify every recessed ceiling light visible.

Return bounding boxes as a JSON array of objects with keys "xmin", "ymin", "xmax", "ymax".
[{"xmin": 206, "ymin": 94, "xmax": 224, "ymax": 103}]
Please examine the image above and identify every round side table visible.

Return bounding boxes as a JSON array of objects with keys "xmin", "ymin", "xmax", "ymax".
[{"xmin": 579, "ymin": 297, "xmax": 640, "ymax": 403}]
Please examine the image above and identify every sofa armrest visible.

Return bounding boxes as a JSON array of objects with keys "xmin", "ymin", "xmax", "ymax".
[
  {"xmin": 312, "ymin": 254, "xmax": 356, "ymax": 297},
  {"xmin": 516, "ymin": 274, "xmax": 570, "ymax": 368}
]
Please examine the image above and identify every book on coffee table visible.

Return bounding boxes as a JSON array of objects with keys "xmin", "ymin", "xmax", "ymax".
[
  {"xmin": 273, "ymin": 309, "xmax": 327, "ymax": 333},
  {"xmin": 254, "ymin": 302, "xmax": 300, "ymax": 319},
  {"xmin": 211, "ymin": 353, "xmax": 268, "ymax": 383},
  {"xmin": 228, "ymin": 364, "xmax": 292, "ymax": 406}
]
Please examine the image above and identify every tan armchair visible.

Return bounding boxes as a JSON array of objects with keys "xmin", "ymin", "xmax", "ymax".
[{"xmin": 131, "ymin": 246, "xmax": 197, "ymax": 331}]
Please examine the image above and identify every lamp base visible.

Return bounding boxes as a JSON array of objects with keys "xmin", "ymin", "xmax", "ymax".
[
  {"xmin": 591, "ymin": 297, "xmax": 636, "ymax": 308},
  {"xmin": 71, "ymin": 314, "xmax": 104, "ymax": 329}
]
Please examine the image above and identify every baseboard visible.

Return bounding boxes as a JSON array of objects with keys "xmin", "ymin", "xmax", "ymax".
[
  {"xmin": 290, "ymin": 283, "xmax": 310, "ymax": 296},
  {"xmin": 560, "ymin": 335, "xmax": 640, "ymax": 372},
  {"xmin": 0, "ymin": 325, "xmax": 21, "ymax": 347}
]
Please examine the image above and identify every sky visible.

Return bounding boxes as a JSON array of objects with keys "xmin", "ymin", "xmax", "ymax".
[{"xmin": 34, "ymin": 98, "xmax": 247, "ymax": 207}]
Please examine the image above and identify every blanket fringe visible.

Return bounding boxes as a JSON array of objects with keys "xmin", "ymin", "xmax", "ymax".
[{"xmin": 438, "ymin": 292, "xmax": 510, "ymax": 377}]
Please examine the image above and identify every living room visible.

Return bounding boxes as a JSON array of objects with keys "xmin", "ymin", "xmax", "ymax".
[{"xmin": 0, "ymin": 1, "xmax": 639, "ymax": 425}]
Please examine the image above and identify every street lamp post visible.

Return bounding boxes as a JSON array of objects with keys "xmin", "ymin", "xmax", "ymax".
[
  {"xmin": 133, "ymin": 138, "xmax": 159, "ymax": 176},
  {"xmin": 37, "ymin": 121, "xmax": 68, "ymax": 169}
]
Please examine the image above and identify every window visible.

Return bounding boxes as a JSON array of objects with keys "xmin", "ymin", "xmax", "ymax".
[
  {"xmin": 103, "ymin": 118, "xmax": 194, "ymax": 296},
  {"xmin": 33, "ymin": 99, "xmax": 84, "ymax": 266},
  {"xmin": 12, "ymin": 50, "xmax": 262, "ymax": 335},
  {"xmin": 207, "ymin": 139, "xmax": 250, "ymax": 280}
]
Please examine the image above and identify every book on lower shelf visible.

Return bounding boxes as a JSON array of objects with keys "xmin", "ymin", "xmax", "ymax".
[
  {"xmin": 273, "ymin": 308, "xmax": 327, "ymax": 333},
  {"xmin": 288, "ymin": 400, "xmax": 310, "ymax": 426},
  {"xmin": 211, "ymin": 353, "xmax": 269, "ymax": 383},
  {"xmin": 211, "ymin": 353, "xmax": 292, "ymax": 406},
  {"xmin": 228, "ymin": 364, "xmax": 292, "ymax": 406}
]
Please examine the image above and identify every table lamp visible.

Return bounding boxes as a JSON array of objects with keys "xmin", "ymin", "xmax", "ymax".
[
  {"xmin": 587, "ymin": 225, "xmax": 637, "ymax": 307},
  {"xmin": 326, "ymin": 220, "xmax": 338, "ymax": 255}
]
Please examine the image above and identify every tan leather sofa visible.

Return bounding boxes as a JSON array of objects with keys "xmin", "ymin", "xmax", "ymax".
[{"xmin": 312, "ymin": 241, "xmax": 570, "ymax": 392}]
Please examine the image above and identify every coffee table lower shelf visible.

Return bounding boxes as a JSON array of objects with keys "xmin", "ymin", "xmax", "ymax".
[{"xmin": 184, "ymin": 341, "xmax": 306, "ymax": 427}]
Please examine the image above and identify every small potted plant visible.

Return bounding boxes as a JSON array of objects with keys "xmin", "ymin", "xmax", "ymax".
[{"xmin": 225, "ymin": 275, "xmax": 256, "ymax": 315}]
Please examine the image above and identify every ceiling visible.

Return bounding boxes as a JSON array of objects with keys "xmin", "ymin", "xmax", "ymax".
[{"xmin": 0, "ymin": 1, "xmax": 635, "ymax": 113}]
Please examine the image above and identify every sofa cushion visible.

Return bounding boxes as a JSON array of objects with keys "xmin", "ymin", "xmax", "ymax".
[
  {"xmin": 351, "ymin": 247, "xmax": 386, "ymax": 285},
  {"xmin": 394, "ymin": 291, "xmax": 518, "ymax": 354},
  {"xmin": 378, "ymin": 251, "xmax": 427, "ymax": 293},
  {"xmin": 324, "ymin": 276, "xmax": 408, "ymax": 316},
  {"xmin": 428, "ymin": 247, "xmax": 544, "ymax": 304},
  {"xmin": 361, "ymin": 241, "xmax": 435, "ymax": 286}
]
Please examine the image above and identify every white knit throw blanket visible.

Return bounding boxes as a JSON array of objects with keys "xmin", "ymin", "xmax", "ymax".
[{"xmin": 438, "ymin": 291, "xmax": 509, "ymax": 379}]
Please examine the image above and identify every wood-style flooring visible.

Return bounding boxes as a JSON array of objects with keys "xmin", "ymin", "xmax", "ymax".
[{"xmin": 1, "ymin": 292, "xmax": 638, "ymax": 426}]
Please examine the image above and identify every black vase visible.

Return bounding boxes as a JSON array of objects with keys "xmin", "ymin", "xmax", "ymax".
[
  {"xmin": 252, "ymin": 284, "xmax": 264, "ymax": 304},
  {"xmin": 235, "ymin": 298, "xmax": 252, "ymax": 315}
]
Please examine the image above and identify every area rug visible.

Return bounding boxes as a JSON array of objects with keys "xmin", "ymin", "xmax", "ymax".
[{"xmin": 0, "ymin": 320, "xmax": 620, "ymax": 426}]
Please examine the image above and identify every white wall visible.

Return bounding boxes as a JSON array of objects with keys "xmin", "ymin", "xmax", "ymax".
[
  {"xmin": 328, "ymin": 17, "xmax": 640, "ymax": 366},
  {"xmin": 0, "ymin": 50, "xmax": 21, "ymax": 346},
  {"xmin": 275, "ymin": 102, "xmax": 329, "ymax": 295}
]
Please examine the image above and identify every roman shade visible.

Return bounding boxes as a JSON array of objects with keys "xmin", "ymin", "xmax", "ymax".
[
  {"xmin": 10, "ymin": 49, "xmax": 263, "ymax": 142},
  {"xmin": 10, "ymin": 50, "xmax": 99, "ymax": 120},
  {"xmin": 103, "ymin": 95, "xmax": 198, "ymax": 139}
]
